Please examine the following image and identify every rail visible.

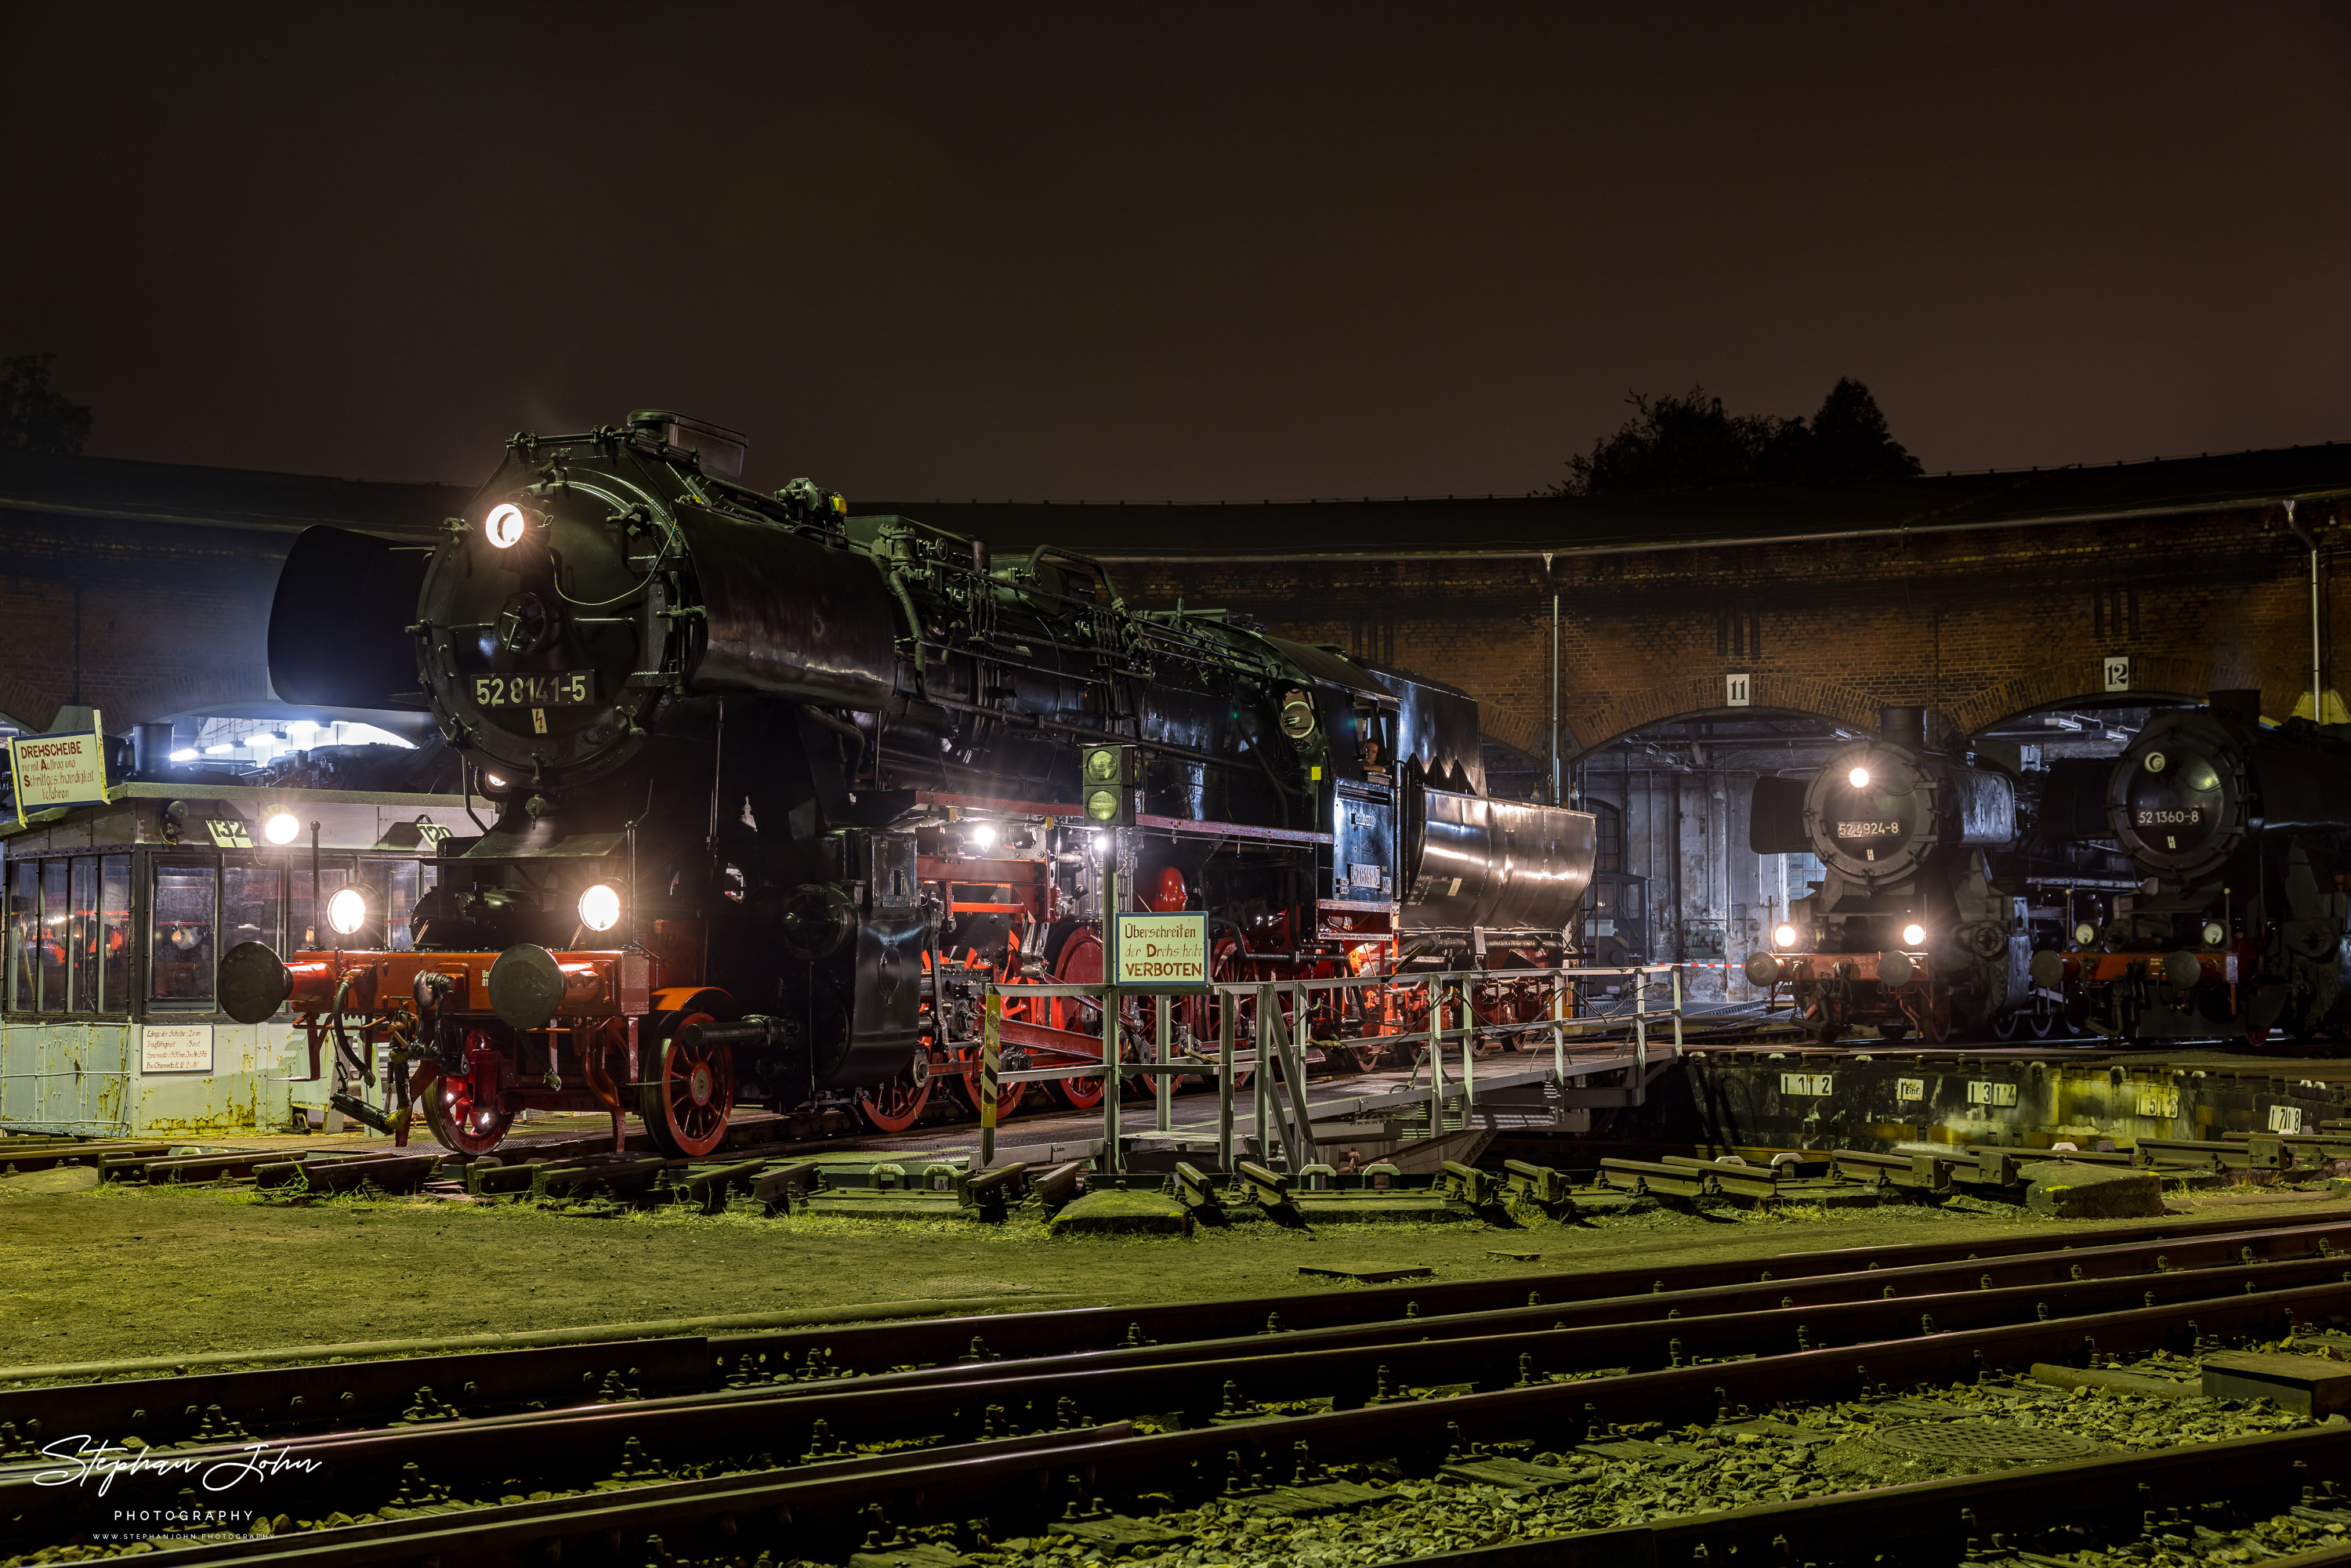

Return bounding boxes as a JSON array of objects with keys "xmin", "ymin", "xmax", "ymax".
[{"xmin": 975, "ymin": 963, "xmax": 1683, "ymax": 1173}]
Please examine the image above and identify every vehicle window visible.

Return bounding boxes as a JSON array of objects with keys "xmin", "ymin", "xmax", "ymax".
[
  {"xmin": 68, "ymin": 857, "xmax": 96, "ymax": 1012},
  {"xmin": 223, "ymin": 864, "xmax": 283, "ymax": 958},
  {"xmin": 100, "ymin": 855, "xmax": 129, "ymax": 1014},
  {"xmin": 150, "ymin": 864, "xmax": 217, "ymax": 1001},
  {"xmin": 38, "ymin": 860, "xmax": 67, "ymax": 1012},
  {"xmin": 5, "ymin": 860, "xmax": 34, "ymax": 1012},
  {"xmin": 290, "ymin": 861, "xmax": 353, "ymax": 951},
  {"xmin": 383, "ymin": 860, "xmax": 424, "ymax": 951}
]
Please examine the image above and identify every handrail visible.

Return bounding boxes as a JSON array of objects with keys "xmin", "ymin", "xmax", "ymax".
[{"xmin": 969, "ymin": 961, "xmax": 1684, "ymax": 1175}]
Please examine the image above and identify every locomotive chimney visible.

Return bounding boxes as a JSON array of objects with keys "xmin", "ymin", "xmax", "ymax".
[
  {"xmin": 1877, "ymin": 705, "xmax": 1927, "ymax": 748},
  {"xmin": 2208, "ymin": 688, "xmax": 2263, "ymax": 720}
]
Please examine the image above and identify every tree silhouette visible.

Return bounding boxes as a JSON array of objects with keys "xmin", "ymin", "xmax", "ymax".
[
  {"xmin": 1, "ymin": 353, "xmax": 93, "ymax": 455},
  {"xmin": 1554, "ymin": 377, "xmax": 1918, "ymax": 497}
]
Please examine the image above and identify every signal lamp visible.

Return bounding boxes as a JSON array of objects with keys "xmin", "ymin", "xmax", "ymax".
[
  {"xmin": 484, "ymin": 503, "xmax": 527, "ymax": 549},
  {"xmin": 263, "ymin": 811, "xmax": 301, "ymax": 846},
  {"xmin": 327, "ymin": 887, "xmax": 368, "ymax": 936},
  {"xmin": 578, "ymin": 883, "xmax": 621, "ymax": 932},
  {"xmin": 1901, "ymin": 922, "xmax": 1926, "ymax": 947},
  {"xmin": 2201, "ymin": 921, "xmax": 2226, "ymax": 947},
  {"xmin": 1078, "ymin": 743, "xmax": 1139, "ymax": 826},
  {"xmin": 2074, "ymin": 922, "xmax": 2099, "ymax": 946},
  {"xmin": 1848, "ymin": 766, "xmax": 1870, "ymax": 788},
  {"xmin": 1773, "ymin": 923, "xmax": 1798, "ymax": 950}
]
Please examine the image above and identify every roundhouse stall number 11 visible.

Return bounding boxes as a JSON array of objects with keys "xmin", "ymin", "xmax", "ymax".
[{"xmin": 473, "ymin": 672, "xmax": 595, "ymax": 707}]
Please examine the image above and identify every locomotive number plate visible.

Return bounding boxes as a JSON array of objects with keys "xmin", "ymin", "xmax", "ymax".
[
  {"xmin": 473, "ymin": 672, "xmax": 595, "ymax": 708},
  {"xmin": 1834, "ymin": 820, "xmax": 1901, "ymax": 839},
  {"xmin": 2134, "ymin": 809, "xmax": 2203, "ymax": 826}
]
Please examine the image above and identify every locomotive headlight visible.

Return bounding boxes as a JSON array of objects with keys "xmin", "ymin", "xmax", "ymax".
[
  {"xmin": 327, "ymin": 887, "xmax": 368, "ymax": 936},
  {"xmin": 1901, "ymin": 922, "xmax": 1926, "ymax": 947},
  {"xmin": 1848, "ymin": 766, "xmax": 1871, "ymax": 788},
  {"xmin": 1084, "ymin": 787, "xmax": 1121, "ymax": 824},
  {"xmin": 484, "ymin": 503, "xmax": 527, "ymax": 549},
  {"xmin": 2202, "ymin": 921, "xmax": 2226, "ymax": 947},
  {"xmin": 2074, "ymin": 922, "xmax": 2099, "ymax": 947},
  {"xmin": 578, "ymin": 883, "xmax": 621, "ymax": 933},
  {"xmin": 968, "ymin": 822, "xmax": 998, "ymax": 851},
  {"xmin": 1773, "ymin": 923, "xmax": 1798, "ymax": 950},
  {"xmin": 263, "ymin": 810, "xmax": 302, "ymax": 846}
]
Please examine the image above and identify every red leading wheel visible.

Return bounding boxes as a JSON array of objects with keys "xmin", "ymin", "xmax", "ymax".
[
  {"xmin": 857, "ymin": 1052, "xmax": 934, "ymax": 1132},
  {"xmin": 639, "ymin": 1012, "xmax": 735, "ymax": 1157},
  {"xmin": 424, "ymin": 1030, "xmax": 516, "ymax": 1155}
]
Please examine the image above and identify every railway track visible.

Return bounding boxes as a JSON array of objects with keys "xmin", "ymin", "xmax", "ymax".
[{"xmin": 12, "ymin": 1210, "xmax": 2351, "ymax": 1566}]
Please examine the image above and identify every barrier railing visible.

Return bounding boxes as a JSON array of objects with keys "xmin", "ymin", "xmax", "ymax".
[{"xmin": 970, "ymin": 962, "xmax": 1683, "ymax": 1174}]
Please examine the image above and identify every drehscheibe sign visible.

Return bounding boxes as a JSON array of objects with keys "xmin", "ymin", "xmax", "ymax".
[
  {"xmin": 7, "ymin": 712, "xmax": 110, "ymax": 824},
  {"xmin": 1111, "ymin": 911, "xmax": 1209, "ymax": 992}
]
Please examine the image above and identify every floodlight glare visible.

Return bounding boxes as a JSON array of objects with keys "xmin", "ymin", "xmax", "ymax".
[
  {"xmin": 969, "ymin": 823, "xmax": 998, "ymax": 850},
  {"xmin": 578, "ymin": 884, "xmax": 621, "ymax": 932},
  {"xmin": 1773, "ymin": 924, "xmax": 1797, "ymax": 949},
  {"xmin": 263, "ymin": 811, "xmax": 301, "ymax": 846},
  {"xmin": 1901, "ymin": 923, "xmax": 1926, "ymax": 947},
  {"xmin": 327, "ymin": 887, "xmax": 368, "ymax": 936},
  {"xmin": 1848, "ymin": 766, "xmax": 1871, "ymax": 788}
]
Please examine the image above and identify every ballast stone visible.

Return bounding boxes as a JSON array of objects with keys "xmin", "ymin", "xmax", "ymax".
[{"xmin": 2019, "ymin": 1158, "xmax": 2165, "ymax": 1219}]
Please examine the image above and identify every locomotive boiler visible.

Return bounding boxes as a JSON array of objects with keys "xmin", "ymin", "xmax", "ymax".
[
  {"xmin": 2031, "ymin": 690, "xmax": 2351, "ymax": 1044},
  {"xmin": 219, "ymin": 411, "xmax": 1596, "ymax": 1153},
  {"xmin": 1744, "ymin": 706, "xmax": 2022, "ymax": 1041}
]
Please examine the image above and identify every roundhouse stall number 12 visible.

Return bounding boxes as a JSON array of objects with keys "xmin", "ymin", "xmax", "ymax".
[{"xmin": 473, "ymin": 672, "xmax": 594, "ymax": 708}]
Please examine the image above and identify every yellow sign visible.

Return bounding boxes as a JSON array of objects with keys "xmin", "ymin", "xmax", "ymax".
[
  {"xmin": 8, "ymin": 712, "xmax": 108, "ymax": 824},
  {"xmin": 1112, "ymin": 911, "xmax": 1208, "ymax": 990}
]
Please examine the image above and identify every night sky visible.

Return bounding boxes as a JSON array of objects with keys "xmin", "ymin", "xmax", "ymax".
[{"xmin": 5, "ymin": 4, "xmax": 2349, "ymax": 502}]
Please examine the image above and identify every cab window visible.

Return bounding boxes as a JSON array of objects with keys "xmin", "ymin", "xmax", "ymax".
[{"xmin": 150, "ymin": 864, "xmax": 217, "ymax": 1002}]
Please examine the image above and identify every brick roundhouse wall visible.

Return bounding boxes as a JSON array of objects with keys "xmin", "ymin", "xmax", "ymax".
[
  {"xmin": 0, "ymin": 509, "xmax": 297, "ymax": 733},
  {"xmin": 1106, "ymin": 502, "xmax": 2345, "ymax": 750}
]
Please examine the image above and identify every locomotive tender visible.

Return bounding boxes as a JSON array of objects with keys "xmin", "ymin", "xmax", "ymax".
[
  {"xmin": 1744, "ymin": 706, "xmax": 2024, "ymax": 1041},
  {"xmin": 220, "ymin": 412, "xmax": 1596, "ymax": 1154},
  {"xmin": 2034, "ymin": 690, "xmax": 2351, "ymax": 1044}
]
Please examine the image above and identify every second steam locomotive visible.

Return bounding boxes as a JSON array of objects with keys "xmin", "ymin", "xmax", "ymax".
[{"xmin": 221, "ymin": 411, "xmax": 1595, "ymax": 1153}]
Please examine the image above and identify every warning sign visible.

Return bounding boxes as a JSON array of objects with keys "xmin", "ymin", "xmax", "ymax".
[
  {"xmin": 1112, "ymin": 911, "xmax": 1209, "ymax": 990},
  {"xmin": 8, "ymin": 715, "xmax": 109, "ymax": 821}
]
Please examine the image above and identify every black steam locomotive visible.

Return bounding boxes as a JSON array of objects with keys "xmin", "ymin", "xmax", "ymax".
[
  {"xmin": 2034, "ymin": 691, "xmax": 2351, "ymax": 1044},
  {"xmin": 1744, "ymin": 706, "xmax": 2025, "ymax": 1041},
  {"xmin": 222, "ymin": 411, "xmax": 1595, "ymax": 1153}
]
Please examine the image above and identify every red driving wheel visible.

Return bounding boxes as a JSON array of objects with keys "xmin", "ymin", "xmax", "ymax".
[
  {"xmin": 857, "ymin": 1052, "xmax": 933, "ymax": 1132},
  {"xmin": 951, "ymin": 1044, "xmax": 1027, "ymax": 1121},
  {"xmin": 1049, "ymin": 929, "xmax": 1120, "ymax": 1110},
  {"xmin": 424, "ymin": 1030, "xmax": 516, "ymax": 1155},
  {"xmin": 639, "ymin": 1012, "xmax": 734, "ymax": 1157}
]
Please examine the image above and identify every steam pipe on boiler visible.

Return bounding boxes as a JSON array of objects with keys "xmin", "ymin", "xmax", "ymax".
[{"xmin": 2286, "ymin": 499, "xmax": 2323, "ymax": 722}]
